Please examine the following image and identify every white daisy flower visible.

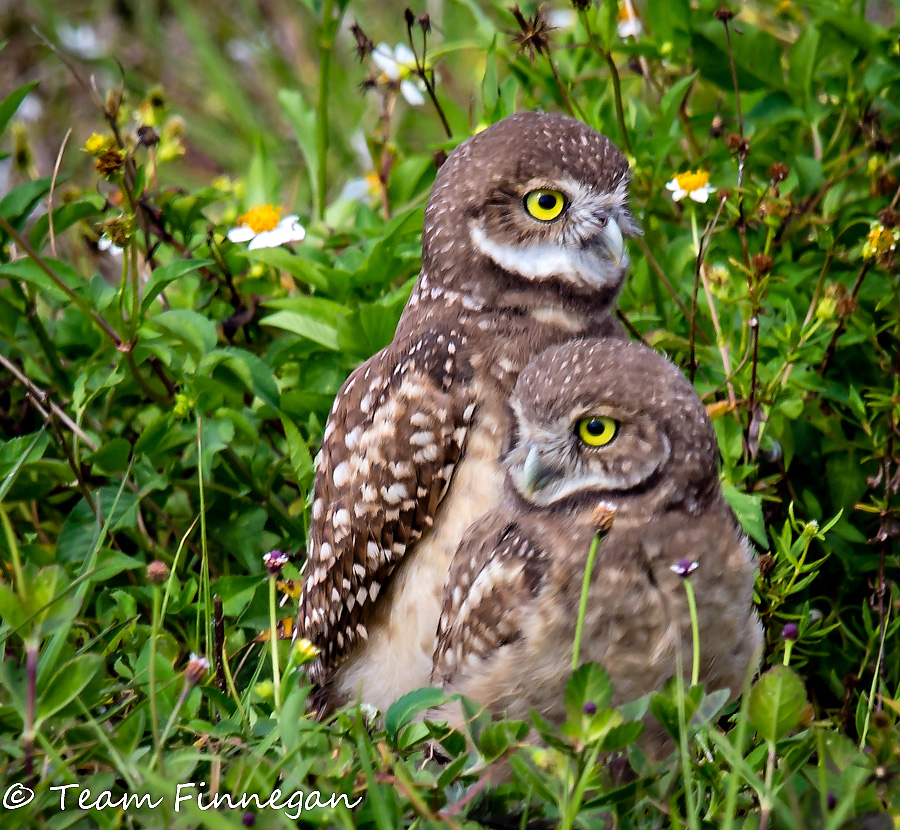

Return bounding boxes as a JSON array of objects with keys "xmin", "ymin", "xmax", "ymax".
[
  {"xmin": 617, "ymin": 4, "xmax": 643, "ymax": 38},
  {"xmin": 227, "ymin": 204, "xmax": 305, "ymax": 250},
  {"xmin": 371, "ymin": 43, "xmax": 426, "ymax": 106},
  {"xmin": 666, "ymin": 170, "xmax": 716, "ymax": 204}
]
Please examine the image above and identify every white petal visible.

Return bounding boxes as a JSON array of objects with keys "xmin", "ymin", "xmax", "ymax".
[
  {"xmin": 228, "ymin": 225, "xmax": 256, "ymax": 242},
  {"xmin": 671, "ymin": 189, "xmax": 687, "ymax": 202},
  {"xmin": 340, "ymin": 178, "xmax": 371, "ymax": 202},
  {"xmin": 548, "ymin": 9, "xmax": 576, "ymax": 28},
  {"xmin": 401, "ymin": 80, "xmax": 426, "ymax": 106},
  {"xmin": 276, "ymin": 216, "xmax": 306, "ymax": 242},
  {"xmin": 665, "ymin": 179, "xmax": 680, "ymax": 191},
  {"xmin": 372, "ymin": 44, "xmax": 400, "ymax": 79},
  {"xmin": 393, "ymin": 43, "xmax": 416, "ymax": 68},
  {"xmin": 689, "ymin": 187, "xmax": 713, "ymax": 204},
  {"xmin": 247, "ymin": 229, "xmax": 282, "ymax": 249},
  {"xmin": 617, "ymin": 19, "xmax": 642, "ymax": 38}
]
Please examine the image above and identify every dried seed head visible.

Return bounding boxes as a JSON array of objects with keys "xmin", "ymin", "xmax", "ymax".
[
  {"xmin": 137, "ymin": 125, "xmax": 159, "ymax": 147},
  {"xmin": 508, "ymin": 4, "xmax": 553, "ymax": 60},
  {"xmin": 878, "ymin": 208, "xmax": 900, "ymax": 229},
  {"xmin": 726, "ymin": 133, "xmax": 750, "ymax": 155},
  {"xmin": 95, "ymin": 147, "xmax": 126, "ymax": 178},
  {"xmin": 591, "ymin": 503, "xmax": 616, "ymax": 533},
  {"xmin": 768, "ymin": 162, "xmax": 789, "ymax": 182},
  {"xmin": 404, "ymin": 7, "xmax": 415, "ymax": 28},
  {"xmin": 714, "ymin": 7, "xmax": 735, "ymax": 22},
  {"xmin": 709, "ymin": 114, "xmax": 724, "ymax": 138},
  {"xmin": 752, "ymin": 253, "xmax": 774, "ymax": 275},
  {"xmin": 418, "ymin": 13, "xmax": 431, "ymax": 33},
  {"xmin": 571, "ymin": 0, "xmax": 592, "ymax": 9},
  {"xmin": 147, "ymin": 560, "xmax": 170, "ymax": 585}
]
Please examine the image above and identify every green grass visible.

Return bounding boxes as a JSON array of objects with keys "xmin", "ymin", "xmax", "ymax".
[{"xmin": 1, "ymin": 0, "xmax": 900, "ymax": 827}]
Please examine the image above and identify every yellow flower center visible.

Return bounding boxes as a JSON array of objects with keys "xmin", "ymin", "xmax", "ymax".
[
  {"xmin": 674, "ymin": 171, "xmax": 710, "ymax": 192},
  {"xmin": 365, "ymin": 172, "xmax": 381, "ymax": 196},
  {"xmin": 237, "ymin": 204, "xmax": 281, "ymax": 233},
  {"xmin": 618, "ymin": 4, "xmax": 637, "ymax": 21}
]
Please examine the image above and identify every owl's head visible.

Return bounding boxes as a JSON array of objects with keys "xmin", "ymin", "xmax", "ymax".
[
  {"xmin": 423, "ymin": 112, "xmax": 639, "ymax": 299},
  {"xmin": 504, "ymin": 338, "xmax": 719, "ymax": 514}
]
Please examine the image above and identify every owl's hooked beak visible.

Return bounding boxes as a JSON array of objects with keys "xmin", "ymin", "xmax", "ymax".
[
  {"xmin": 598, "ymin": 219, "xmax": 625, "ymax": 268},
  {"xmin": 522, "ymin": 444, "xmax": 557, "ymax": 497}
]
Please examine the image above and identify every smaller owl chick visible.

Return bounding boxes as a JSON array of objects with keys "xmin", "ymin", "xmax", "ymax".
[{"xmin": 431, "ymin": 338, "xmax": 762, "ymax": 751}]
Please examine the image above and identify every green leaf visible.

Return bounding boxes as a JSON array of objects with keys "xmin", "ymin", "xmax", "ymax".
[
  {"xmin": 260, "ymin": 306, "xmax": 349, "ymax": 353},
  {"xmin": 149, "ymin": 309, "xmax": 218, "ymax": 360},
  {"xmin": 564, "ymin": 662, "xmax": 613, "ymax": 723},
  {"xmin": 0, "ymin": 430, "xmax": 50, "ymax": 494},
  {"xmin": 0, "ymin": 256, "xmax": 85, "ymax": 302},
  {"xmin": 693, "ymin": 21, "xmax": 785, "ymax": 91},
  {"xmin": 384, "ymin": 687, "xmax": 446, "ymax": 741},
  {"xmin": 141, "ymin": 259, "xmax": 213, "ymax": 313},
  {"xmin": 788, "ymin": 27, "xmax": 820, "ymax": 101},
  {"xmin": 0, "ymin": 80, "xmax": 39, "ymax": 139},
  {"xmin": 243, "ymin": 247, "xmax": 331, "ymax": 292},
  {"xmin": 198, "ymin": 347, "xmax": 280, "ymax": 409},
  {"xmin": 747, "ymin": 665, "xmax": 808, "ymax": 743},
  {"xmin": 278, "ymin": 89, "xmax": 319, "ymax": 208},
  {"xmin": 0, "ymin": 583, "xmax": 27, "ymax": 633},
  {"xmin": 36, "ymin": 654, "xmax": 102, "ymax": 725},
  {"xmin": 722, "ymin": 483, "xmax": 769, "ymax": 549},
  {"xmin": 28, "ymin": 200, "xmax": 100, "ymax": 251},
  {"xmin": 84, "ymin": 438, "xmax": 132, "ymax": 475},
  {"xmin": 280, "ymin": 418, "xmax": 314, "ymax": 489}
]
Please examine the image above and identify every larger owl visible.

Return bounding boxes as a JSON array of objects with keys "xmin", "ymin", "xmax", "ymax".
[
  {"xmin": 432, "ymin": 338, "xmax": 762, "ymax": 746},
  {"xmin": 298, "ymin": 112, "xmax": 638, "ymax": 712}
]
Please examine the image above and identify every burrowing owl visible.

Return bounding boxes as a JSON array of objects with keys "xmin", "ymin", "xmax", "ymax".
[
  {"xmin": 297, "ymin": 112, "xmax": 639, "ymax": 713},
  {"xmin": 432, "ymin": 338, "xmax": 762, "ymax": 745}
]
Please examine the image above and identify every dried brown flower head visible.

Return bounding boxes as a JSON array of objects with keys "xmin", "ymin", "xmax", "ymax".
[
  {"xmin": 95, "ymin": 147, "xmax": 126, "ymax": 178},
  {"xmin": 726, "ymin": 133, "xmax": 750, "ymax": 156},
  {"xmin": 508, "ymin": 5, "xmax": 553, "ymax": 60},
  {"xmin": 878, "ymin": 208, "xmax": 900, "ymax": 229},
  {"xmin": 184, "ymin": 653, "xmax": 210, "ymax": 686},
  {"xmin": 768, "ymin": 162, "xmax": 789, "ymax": 183},
  {"xmin": 752, "ymin": 253, "xmax": 773, "ymax": 275},
  {"xmin": 709, "ymin": 114, "xmax": 724, "ymax": 138},
  {"xmin": 714, "ymin": 7, "xmax": 735, "ymax": 22}
]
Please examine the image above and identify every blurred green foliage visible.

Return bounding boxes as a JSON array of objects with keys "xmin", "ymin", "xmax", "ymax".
[{"xmin": 1, "ymin": 0, "xmax": 900, "ymax": 826}]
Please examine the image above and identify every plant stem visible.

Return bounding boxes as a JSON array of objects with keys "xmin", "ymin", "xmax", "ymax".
[
  {"xmin": 269, "ymin": 576, "xmax": 282, "ymax": 712},
  {"xmin": 316, "ymin": 0, "xmax": 337, "ymax": 220},
  {"xmin": 150, "ymin": 585, "xmax": 163, "ymax": 771},
  {"xmin": 684, "ymin": 577, "xmax": 701, "ymax": 687},
  {"xmin": 572, "ymin": 533, "xmax": 602, "ymax": 670}
]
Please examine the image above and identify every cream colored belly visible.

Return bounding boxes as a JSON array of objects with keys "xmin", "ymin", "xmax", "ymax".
[{"xmin": 333, "ymin": 405, "xmax": 505, "ymax": 711}]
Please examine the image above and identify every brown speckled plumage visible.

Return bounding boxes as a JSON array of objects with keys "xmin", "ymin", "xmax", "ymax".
[
  {"xmin": 297, "ymin": 112, "xmax": 637, "ymax": 713},
  {"xmin": 432, "ymin": 339, "xmax": 762, "ymax": 752}
]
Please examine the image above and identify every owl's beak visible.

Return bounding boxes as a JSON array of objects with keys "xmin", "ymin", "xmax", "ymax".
[
  {"xmin": 599, "ymin": 219, "xmax": 625, "ymax": 268},
  {"xmin": 522, "ymin": 445, "xmax": 556, "ymax": 496}
]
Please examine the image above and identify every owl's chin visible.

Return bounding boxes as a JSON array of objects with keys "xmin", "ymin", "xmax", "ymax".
[{"xmin": 469, "ymin": 223, "xmax": 628, "ymax": 293}]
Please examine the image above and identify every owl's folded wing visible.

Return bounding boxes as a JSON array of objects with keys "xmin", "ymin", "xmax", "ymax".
[
  {"xmin": 431, "ymin": 513, "xmax": 552, "ymax": 686},
  {"xmin": 298, "ymin": 329, "xmax": 475, "ymax": 684}
]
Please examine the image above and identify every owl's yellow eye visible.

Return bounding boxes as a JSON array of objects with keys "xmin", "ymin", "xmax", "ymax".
[
  {"xmin": 576, "ymin": 416, "xmax": 619, "ymax": 447},
  {"xmin": 524, "ymin": 189, "xmax": 566, "ymax": 222}
]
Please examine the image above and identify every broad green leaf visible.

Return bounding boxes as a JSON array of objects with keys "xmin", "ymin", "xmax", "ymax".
[
  {"xmin": 385, "ymin": 687, "xmax": 447, "ymax": 742},
  {"xmin": 36, "ymin": 654, "xmax": 102, "ymax": 725},
  {"xmin": 141, "ymin": 258, "xmax": 213, "ymax": 313},
  {"xmin": 0, "ymin": 80, "xmax": 39, "ymax": 138},
  {"xmin": 0, "ymin": 256, "xmax": 83, "ymax": 302},
  {"xmin": 280, "ymin": 418, "xmax": 314, "ymax": 489},
  {"xmin": 149, "ymin": 309, "xmax": 218, "ymax": 360},
  {"xmin": 748, "ymin": 665, "xmax": 808, "ymax": 743},
  {"xmin": 84, "ymin": 438, "xmax": 132, "ymax": 475},
  {"xmin": 564, "ymin": 662, "xmax": 613, "ymax": 723},
  {"xmin": 722, "ymin": 483, "xmax": 769, "ymax": 549},
  {"xmin": 28, "ymin": 200, "xmax": 100, "ymax": 251},
  {"xmin": 260, "ymin": 307, "xmax": 348, "ymax": 353}
]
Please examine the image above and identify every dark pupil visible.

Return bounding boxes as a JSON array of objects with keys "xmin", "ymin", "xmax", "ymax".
[
  {"xmin": 585, "ymin": 419, "xmax": 605, "ymax": 436},
  {"xmin": 537, "ymin": 193, "xmax": 557, "ymax": 210}
]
